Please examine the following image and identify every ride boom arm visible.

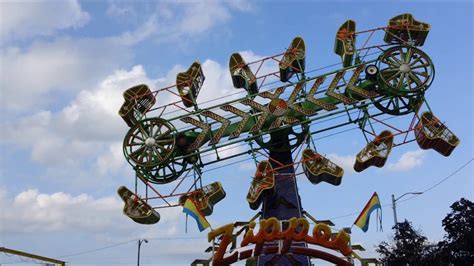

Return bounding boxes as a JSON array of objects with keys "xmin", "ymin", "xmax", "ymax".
[{"xmin": 176, "ymin": 62, "xmax": 379, "ymax": 154}]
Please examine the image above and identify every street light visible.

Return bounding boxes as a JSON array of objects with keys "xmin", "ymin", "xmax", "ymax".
[
  {"xmin": 137, "ymin": 239, "xmax": 148, "ymax": 266},
  {"xmin": 391, "ymin": 192, "xmax": 423, "ymax": 226}
]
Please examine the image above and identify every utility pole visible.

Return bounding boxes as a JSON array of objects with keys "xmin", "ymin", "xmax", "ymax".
[
  {"xmin": 137, "ymin": 239, "xmax": 148, "ymax": 266},
  {"xmin": 391, "ymin": 192, "xmax": 423, "ymax": 227}
]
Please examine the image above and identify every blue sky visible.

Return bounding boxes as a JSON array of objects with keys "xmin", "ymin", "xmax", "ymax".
[{"xmin": 0, "ymin": 1, "xmax": 472, "ymax": 265}]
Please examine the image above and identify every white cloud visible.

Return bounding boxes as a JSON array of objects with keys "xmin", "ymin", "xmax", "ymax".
[
  {"xmin": 0, "ymin": 0, "xmax": 90, "ymax": 43},
  {"xmin": 326, "ymin": 153, "xmax": 356, "ymax": 175},
  {"xmin": 106, "ymin": 2, "xmax": 136, "ymax": 19},
  {"xmin": 0, "ymin": 65, "xmax": 152, "ymax": 166},
  {"xmin": 0, "ymin": 37, "xmax": 133, "ymax": 111},
  {"xmin": 0, "ymin": 48, "xmax": 267, "ymax": 175},
  {"xmin": 387, "ymin": 150, "xmax": 427, "ymax": 172},
  {"xmin": 150, "ymin": 1, "xmax": 255, "ymax": 44},
  {"xmin": 0, "ymin": 1, "xmax": 255, "ymax": 112},
  {"xmin": 96, "ymin": 142, "xmax": 128, "ymax": 176},
  {"xmin": 0, "ymin": 188, "xmax": 122, "ymax": 233},
  {"xmin": 0, "ymin": 188, "xmax": 183, "ymax": 235}
]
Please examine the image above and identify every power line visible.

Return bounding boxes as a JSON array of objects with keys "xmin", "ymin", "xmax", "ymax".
[
  {"xmin": 328, "ymin": 158, "xmax": 474, "ymax": 221},
  {"xmin": 57, "ymin": 239, "xmax": 136, "ymax": 258},
  {"xmin": 397, "ymin": 158, "xmax": 474, "ymax": 204},
  {"xmin": 55, "ymin": 236, "xmax": 207, "ymax": 260}
]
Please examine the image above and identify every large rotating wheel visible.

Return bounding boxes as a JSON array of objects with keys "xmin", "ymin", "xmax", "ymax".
[
  {"xmin": 378, "ymin": 45, "xmax": 434, "ymax": 95},
  {"xmin": 135, "ymin": 157, "xmax": 188, "ymax": 184},
  {"xmin": 373, "ymin": 94, "xmax": 424, "ymax": 116},
  {"xmin": 255, "ymin": 123, "xmax": 309, "ymax": 152},
  {"xmin": 123, "ymin": 118, "xmax": 176, "ymax": 168}
]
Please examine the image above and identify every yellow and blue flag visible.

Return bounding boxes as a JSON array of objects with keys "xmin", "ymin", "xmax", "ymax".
[
  {"xmin": 183, "ymin": 198, "xmax": 210, "ymax": 232},
  {"xmin": 353, "ymin": 192, "xmax": 382, "ymax": 232}
]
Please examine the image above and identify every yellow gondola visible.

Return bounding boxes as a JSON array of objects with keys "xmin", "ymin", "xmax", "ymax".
[
  {"xmin": 179, "ymin": 182, "xmax": 226, "ymax": 216},
  {"xmin": 354, "ymin": 130, "xmax": 394, "ymax": 172},
  {"xmin": 229, "ymin": 53, "xmax": 258, "ymax": 94},
  {"xmin": 384, "ymin": 13, "xmax": 431, "ymax": 46},
  {"xmin": 334, "ymin": 20, "xmax": 356, "ymax": 67},
  {"xmin": 117, "ymin": 186, "xmax": 160, "ymax": 224},
  {"xmin": 302, "ymin": 149, "xmax": 344, "ymax": 186},
  {"xmin": 247, "ymin": 161, "xmax": 275, "ymax": 210},
  {"xmin": 414, "ymin": 112, "xmax": 459, "ymax": 156},
  {"xmin": 279, "ymin": 37, "xmax": 306, "ymax": 82},
  {"xmin": 176, "ymin": 62, "xmax": 205, "ymax": 107},
  {"xmin": 118, "ymin": 84, "xmax": 156, "ymax": 127}
]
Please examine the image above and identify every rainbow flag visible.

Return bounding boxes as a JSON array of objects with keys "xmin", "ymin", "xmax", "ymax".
[
  {"xmin": 183, "ymin": 198, "xmax": 210, "ymax": 232},
  {"xmin": 353, "ymin": 192, "xmax": 382, "ymax": 232}
]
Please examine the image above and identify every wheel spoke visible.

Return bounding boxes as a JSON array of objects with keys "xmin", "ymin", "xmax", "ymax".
[
  {"xmin": 156, "ymin": 138, "xmax": 173, "ymax": 144},
  {"xmin": 128, "ymin": 142, "xmax": 144, "ymax": 147},
  {"xmin": 409, "ymin": 72, "xmax": 423, "ymax": 86},
  {"xmin": 130, "ymin": 146, "xmax": 147, "ymax": 162},
  {"xmin": 158, "ymin": 129, "xmax": 172, "ymax": 139},
  {"xmin": 404, "ymin": 48, "xmax": 412, "ymax": 63},
  {"xmin": 166, "ymin": 165, "xmax": 176, "ymax": 174},
  {"xmin": 410, "ymin": 63, "xmax": 430, "ymax": 70},
  {"xmin": 385, "ymin": 98, "xmax": 394, "ymax": 109},
  {"xmin": 154, "ymin": 124, "xmax": 165, "ymax": 138},
  {"xmin": 394, "ymin": 96, "xmax": 400, "ymax": 109},
  {"xmin": 409, "ymin": 56, "xmax": 422, "ymax": 66},
  {"xmin": 147, "ymin": 150, "xmax": 153, "ymax": 164},
  {"xmin": 398, "ymin": 47, "xmax": 405, "ymax": 62},
  {"xmin": 385, "ymin": 71, "xmax": 401, "ymax": 82},
  {"xmin": 399, "ymin": 96, "xmax": 409, "ymax": 107},
  {"xmin": 384, "ymin": 57, "xmax": 399, "ymax": 67},
  {"xmin": 389, "ymin": 53, "xmax": 403, "ymax": 65},
  {"xmin": 406, "ymin": 74, "xmax": 414, "ymax": 91},
  {"xmin": 137, "ymin": 124, "xmax": 149, "ymax": 138},
  {"xmin": 412, "ymin": 71, "xmax": 430, "ymax": 78},
  {"xmin": 396, "ymin": 74, "xmax": 404, "ymax": 89},
  {"xmin": 152, "ymin": 147, "xmax": 163, "ymax": 162},
  {"xmin": 133, "ymin": 134, "xmax": 145, "ymax": 142}
]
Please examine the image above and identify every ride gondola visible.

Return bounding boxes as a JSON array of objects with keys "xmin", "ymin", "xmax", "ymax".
[
  {"xmin": 247, "ymin": 161, "xmax": 275, "ymax": 210},
  {"xmin": 414, "ymin": 112, "xmax": 459, "ymax": 156},
  {"xmin": 334, "ymin": 20, "xmax": 356, "ymax": 67},
  {"xmin": 117, "ymin": 186, "xmax": 160, "ymax": 224},
  {"xmin": 179, "ymin": 182, "xmax": 226, "ymax": 216},
  {"xmin": 279, "ymin": 36, "xmax": 306, "ymax": 82},
  {"xmin": 229, "ymin": 53, "xmax": 258, "ymax": 94},
  {"xmin": 176, "ymin": 62, "xmax": 205, "ymax": 107},
  {"xmin": 354, "ymin": 130, "xmax": 394, "ymax": 172},
  {"xmin": 302, "ymin": 149, "xmax": 344, "ymax": 186},
  {"xmin": 118, "ymin": 84, "xmax": 156, "ymax": 127}
]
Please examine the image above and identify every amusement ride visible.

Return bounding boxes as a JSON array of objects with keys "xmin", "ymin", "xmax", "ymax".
[{"xmin": 116, "ymin": 13, "xmax": 459, "ymax": 265}]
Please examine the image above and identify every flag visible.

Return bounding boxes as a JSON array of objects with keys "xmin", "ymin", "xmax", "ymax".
[
  {"xmin": 353, "ymin": 192, "xmax": 382, "ymax": 232},
  {"xmin": 182, "ymin": 198, "xmax": 210, "ymax": 232}
]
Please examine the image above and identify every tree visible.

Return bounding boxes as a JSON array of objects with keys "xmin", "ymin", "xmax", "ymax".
[
  {"xmin": 376, "ymin": 220, "xmax": 432, "ymax": 265},
  {"xmin": 376, "ymin": 198, "xmax": 474, "ymax": 265},
  {"xmin": 437, "ymin": 198, "xmax": 474, "ymax": 265}
]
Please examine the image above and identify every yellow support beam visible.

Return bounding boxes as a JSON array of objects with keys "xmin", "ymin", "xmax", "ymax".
[{"xmin": 0, "ymin": 247, "xmax": 65, "ymax": 266}]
